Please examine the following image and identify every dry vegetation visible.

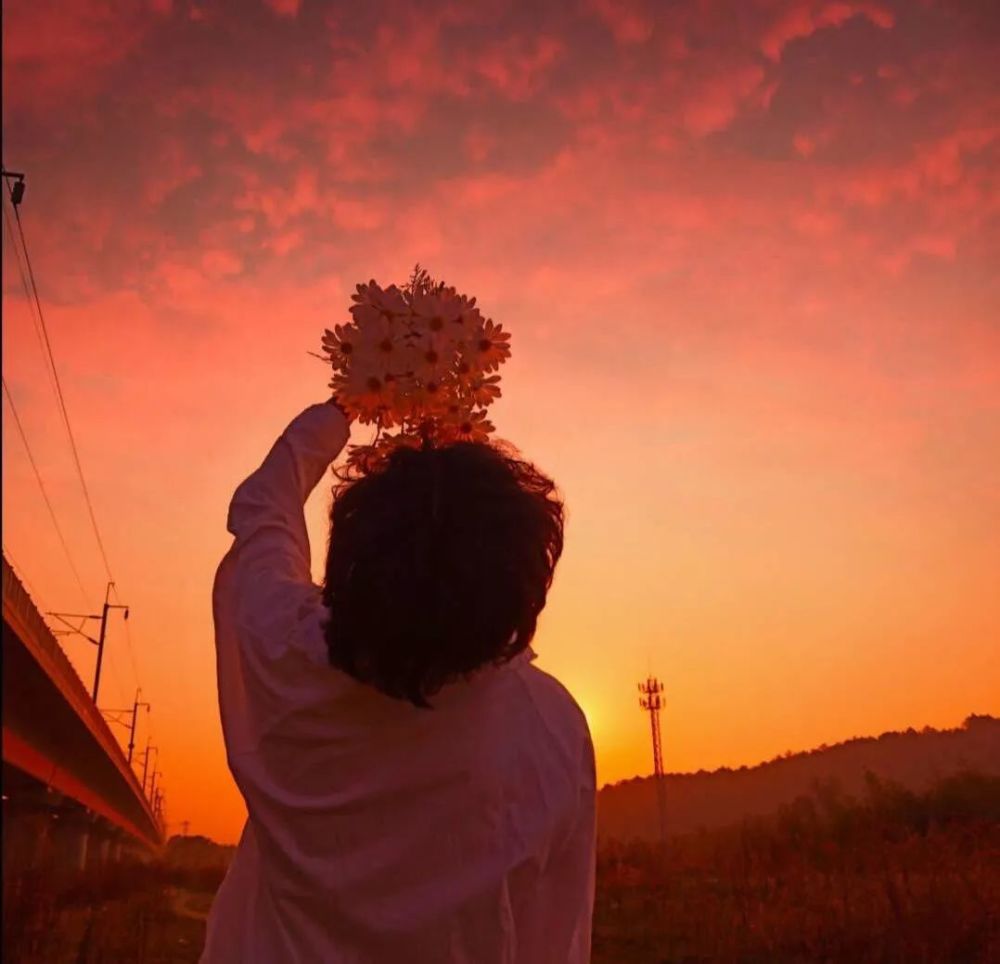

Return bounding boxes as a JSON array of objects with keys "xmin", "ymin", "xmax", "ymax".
[
  {"xmin": 593, "ymin": 771, "xmax": 1000, "ymax": 962},
  {"xmin": 4, "ymin": 773, "xmax": 997, "ymax": 962},
  {"xmin": 2, "ymin": 864, "xmax": 216, "ymax": 964}
]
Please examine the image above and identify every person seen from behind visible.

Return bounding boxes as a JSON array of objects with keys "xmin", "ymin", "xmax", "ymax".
[{"xmin": 202, "ymin": 397, "xmax": 596, "ymax": 962}]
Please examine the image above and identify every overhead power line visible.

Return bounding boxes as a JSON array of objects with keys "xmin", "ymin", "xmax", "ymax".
[
  {"xmin": 2, "ymin": 172, "xmax": 114, "ymax": 582},
  {"xmin": 3, "ymin": 196, "xmax": 43, "ymax": 355},
  {"xmin": 2, "ymin": 167, "xmax": 143, "ymax": 695},
  {"xmin": 2, "ymin": 193, "xmax": 62, "ymax": 407},
  {"xmin": 3, "ymin": 163, "xmax": 158, "ymax": 790},
  {"xmin": 2, "ymin": 376, "xmax": 89, "ymax": 600}
]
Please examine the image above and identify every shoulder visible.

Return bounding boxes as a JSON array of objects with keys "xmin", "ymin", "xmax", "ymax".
[
  {"xmin": 517, "ymin": 663, "xmax": 587, "ymax": 727},
  {"xmin": 508, "ymin": 662, "xmax": 594, "ymax": 774},
  {"xmin": 502, "ymin": 663, "xmax": 596, "ymax": 851}
]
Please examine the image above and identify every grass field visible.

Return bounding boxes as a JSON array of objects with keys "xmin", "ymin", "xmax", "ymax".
[
  {"xmin": 593, "ymin": 772, "xmax": 1000, "ymax": 962},
  {"xmin": 3, "ymin": 866, "xmax": 211, "ymax": 964},
  {"xmin": 4, "ymin": 773, "xmax": 997, "ymax": 962}
]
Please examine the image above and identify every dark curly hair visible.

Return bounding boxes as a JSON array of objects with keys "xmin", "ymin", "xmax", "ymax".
[{"xmin": 322, "ymin": 441, "xmax": 564, "ymax": 707}]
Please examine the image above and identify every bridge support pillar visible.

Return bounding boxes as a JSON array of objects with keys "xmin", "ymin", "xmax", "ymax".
[
  {"xmin": 2, "ymin": 807, "xmax": 50, "ymax": 878},
  {"xmin": 51, "ymin": 808, "xmax": 92, "ymax": 873},
  {"xmin": 75, "ymin": 827, "xmax": 90, "ymax": 871},
  {"xmin": 65, "ymin": 814, "xmax": 91, "ymax": 873}
]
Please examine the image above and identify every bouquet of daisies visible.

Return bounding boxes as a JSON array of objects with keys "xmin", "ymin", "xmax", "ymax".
[{"xmin": 321, "ymin": 266, "xmax": 511, "ymax": 474}]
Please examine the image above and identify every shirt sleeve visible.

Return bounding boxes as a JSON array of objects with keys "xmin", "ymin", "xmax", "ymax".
[
  {"xmin": 541, "ymin": 727, "xmax": 597, "ymax": 963},
  {"xmin": 566, "ymin": 731, "xmax": 597, "ymax": 962},
  {"xmin": 227, "ymin": 402, "xmax": 350, "ymax": 592},
  {"xmin": 213, "ymin": 402, "xmax": 350, "ymax": 754}
]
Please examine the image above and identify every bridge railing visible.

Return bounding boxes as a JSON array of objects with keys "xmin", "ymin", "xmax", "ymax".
[
  {"xmin": 2, "ymin": 559, "xmax": 93, "ymax": 700},
  {"xmin": 2, "ymin": 557, "xmax": 162, "ymax": 844}
]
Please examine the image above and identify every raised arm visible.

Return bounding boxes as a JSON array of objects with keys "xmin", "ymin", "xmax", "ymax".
[
  {"xmin": 213, "ymin": 402, "xmax": 351, "ymax": 754},
  {"xmin": 226, "ymin": 400, "xmax": 351, "ymax": 588}
]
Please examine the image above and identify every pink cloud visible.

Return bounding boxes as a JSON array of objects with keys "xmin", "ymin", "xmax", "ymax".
[
  {"xmin": 838, "ymin": 126, "xmax": 998, "ymax": 208},
  {"xmin": 760, "ymin": 1, "xmax": 894, "ymax": 62},
  {"xmin": 475, "ymin": 35, "xmax": 564, "ymax": 101},
  {"xmin": 911, "ymin": 234, "xmax": 957, "ymax": 260},
  {"xmin": 793, "ymin": 123, "xmax": 836, "ymax": 158},
  {"xmin": 201, "ymin": 249, "xmax": 244, "ymax": 278},
  {"xmin": 326, "ymin": 199, "xmax": 384, "ymax": 232},
  {"xmin": 2, "ymin": 0, "xmax": 155, "ymax": 109},
  {"xmin": 881, "ymin": 233, "xmax": 959, "ymax": 276},
  {"xmin": 444, "ymin": 172, "xmax": 523, "ymax": 207},
  {"xmin": 265, "ymin": 228, "xmax": 305, "ymax": 257},
  {"xmin": 263, "ymin": 0, "xmax": 300, "ymax": 16},
  {"xmin": 793, "ymin": 208, "xmax": 842, "ymax": 239},
  {"xmin": 155, "ymin": 259, "xmax": 210, "ymax": 301},
  {"xmin": 463, "ymin": 125, "xmax": 498, "ymax": 163},
  {"xmin": 680, "ymin": 63, "xmax": 766, "ymax": 136},
  {"xmin": 145, "ymin": 139, "xmax": 202, "ymax": 206},
  {"xmin": 373, "ymin": 13, "xmax": 471, "ymax": 98},
  {"xmin": 234, "ymin": 167, "xmax": 319, "ymax": 229},
  {"xmin": 794, "ymin": 133, "xmax": 817, "ymax": 157},
  {"xmin": 586, "ymin": 0, "xmax": 654, "ymax": 45}
]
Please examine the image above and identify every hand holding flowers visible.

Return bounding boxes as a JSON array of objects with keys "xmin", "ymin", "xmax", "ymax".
[{"xmin": 321, "ymin": 265, "xmax": 511, "ymax": 473}]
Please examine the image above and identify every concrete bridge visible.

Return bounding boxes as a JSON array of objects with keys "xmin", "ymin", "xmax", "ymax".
[{"xmin": 2, "ymin": 557, "xmax": 162, "ymax": 876}]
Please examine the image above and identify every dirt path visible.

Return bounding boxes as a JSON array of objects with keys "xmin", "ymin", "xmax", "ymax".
[{"xmin": 168, "ymin": 887, "xmax": 213, "ymax": 923}]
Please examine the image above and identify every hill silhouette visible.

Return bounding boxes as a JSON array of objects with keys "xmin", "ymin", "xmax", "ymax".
[{"xmin": 597, "ymin": 714, "xmax": 1000, "ymax": 842}]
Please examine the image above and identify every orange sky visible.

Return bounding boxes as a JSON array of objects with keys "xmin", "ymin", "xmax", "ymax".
[{"xmin": 2, "ymin": 0, "xmax": 998, "ymax": 844}]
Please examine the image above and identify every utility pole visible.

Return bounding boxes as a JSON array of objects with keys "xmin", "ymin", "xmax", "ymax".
[
  {"xmin": 100, "ymin": 689, "xmax": 151, "ymax": 764},
  {"xmin": 638, "ymin": 676, "xmax": 668, "ymax": 843},
  {"xmin": 142, "ymin": 743, "xmax": 158, "ymax": 795},
  {"xmin": 126, "ymin": 689, "xmax": 151, "ymax": 764},
  {"xmin": 1, "ymin": 168, "xmax": 26, "ymax": 206},
  {"xmin": 149, "ymin": 768, "xmax": 160, "ymax": 804},
  {"xmin": 48, "ymin": 581, "xmax": 129, "ymax": 702}
]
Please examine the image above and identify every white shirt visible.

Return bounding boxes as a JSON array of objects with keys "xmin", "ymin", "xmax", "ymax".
[{"xmin": 202, "ymin": 403, "xmax": 596, "ymax": 963}]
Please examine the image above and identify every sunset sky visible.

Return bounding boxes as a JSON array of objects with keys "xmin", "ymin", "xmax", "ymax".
[{"xmin": 2, "ymin": 0, "xmax": 998, "ymax": 844}]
